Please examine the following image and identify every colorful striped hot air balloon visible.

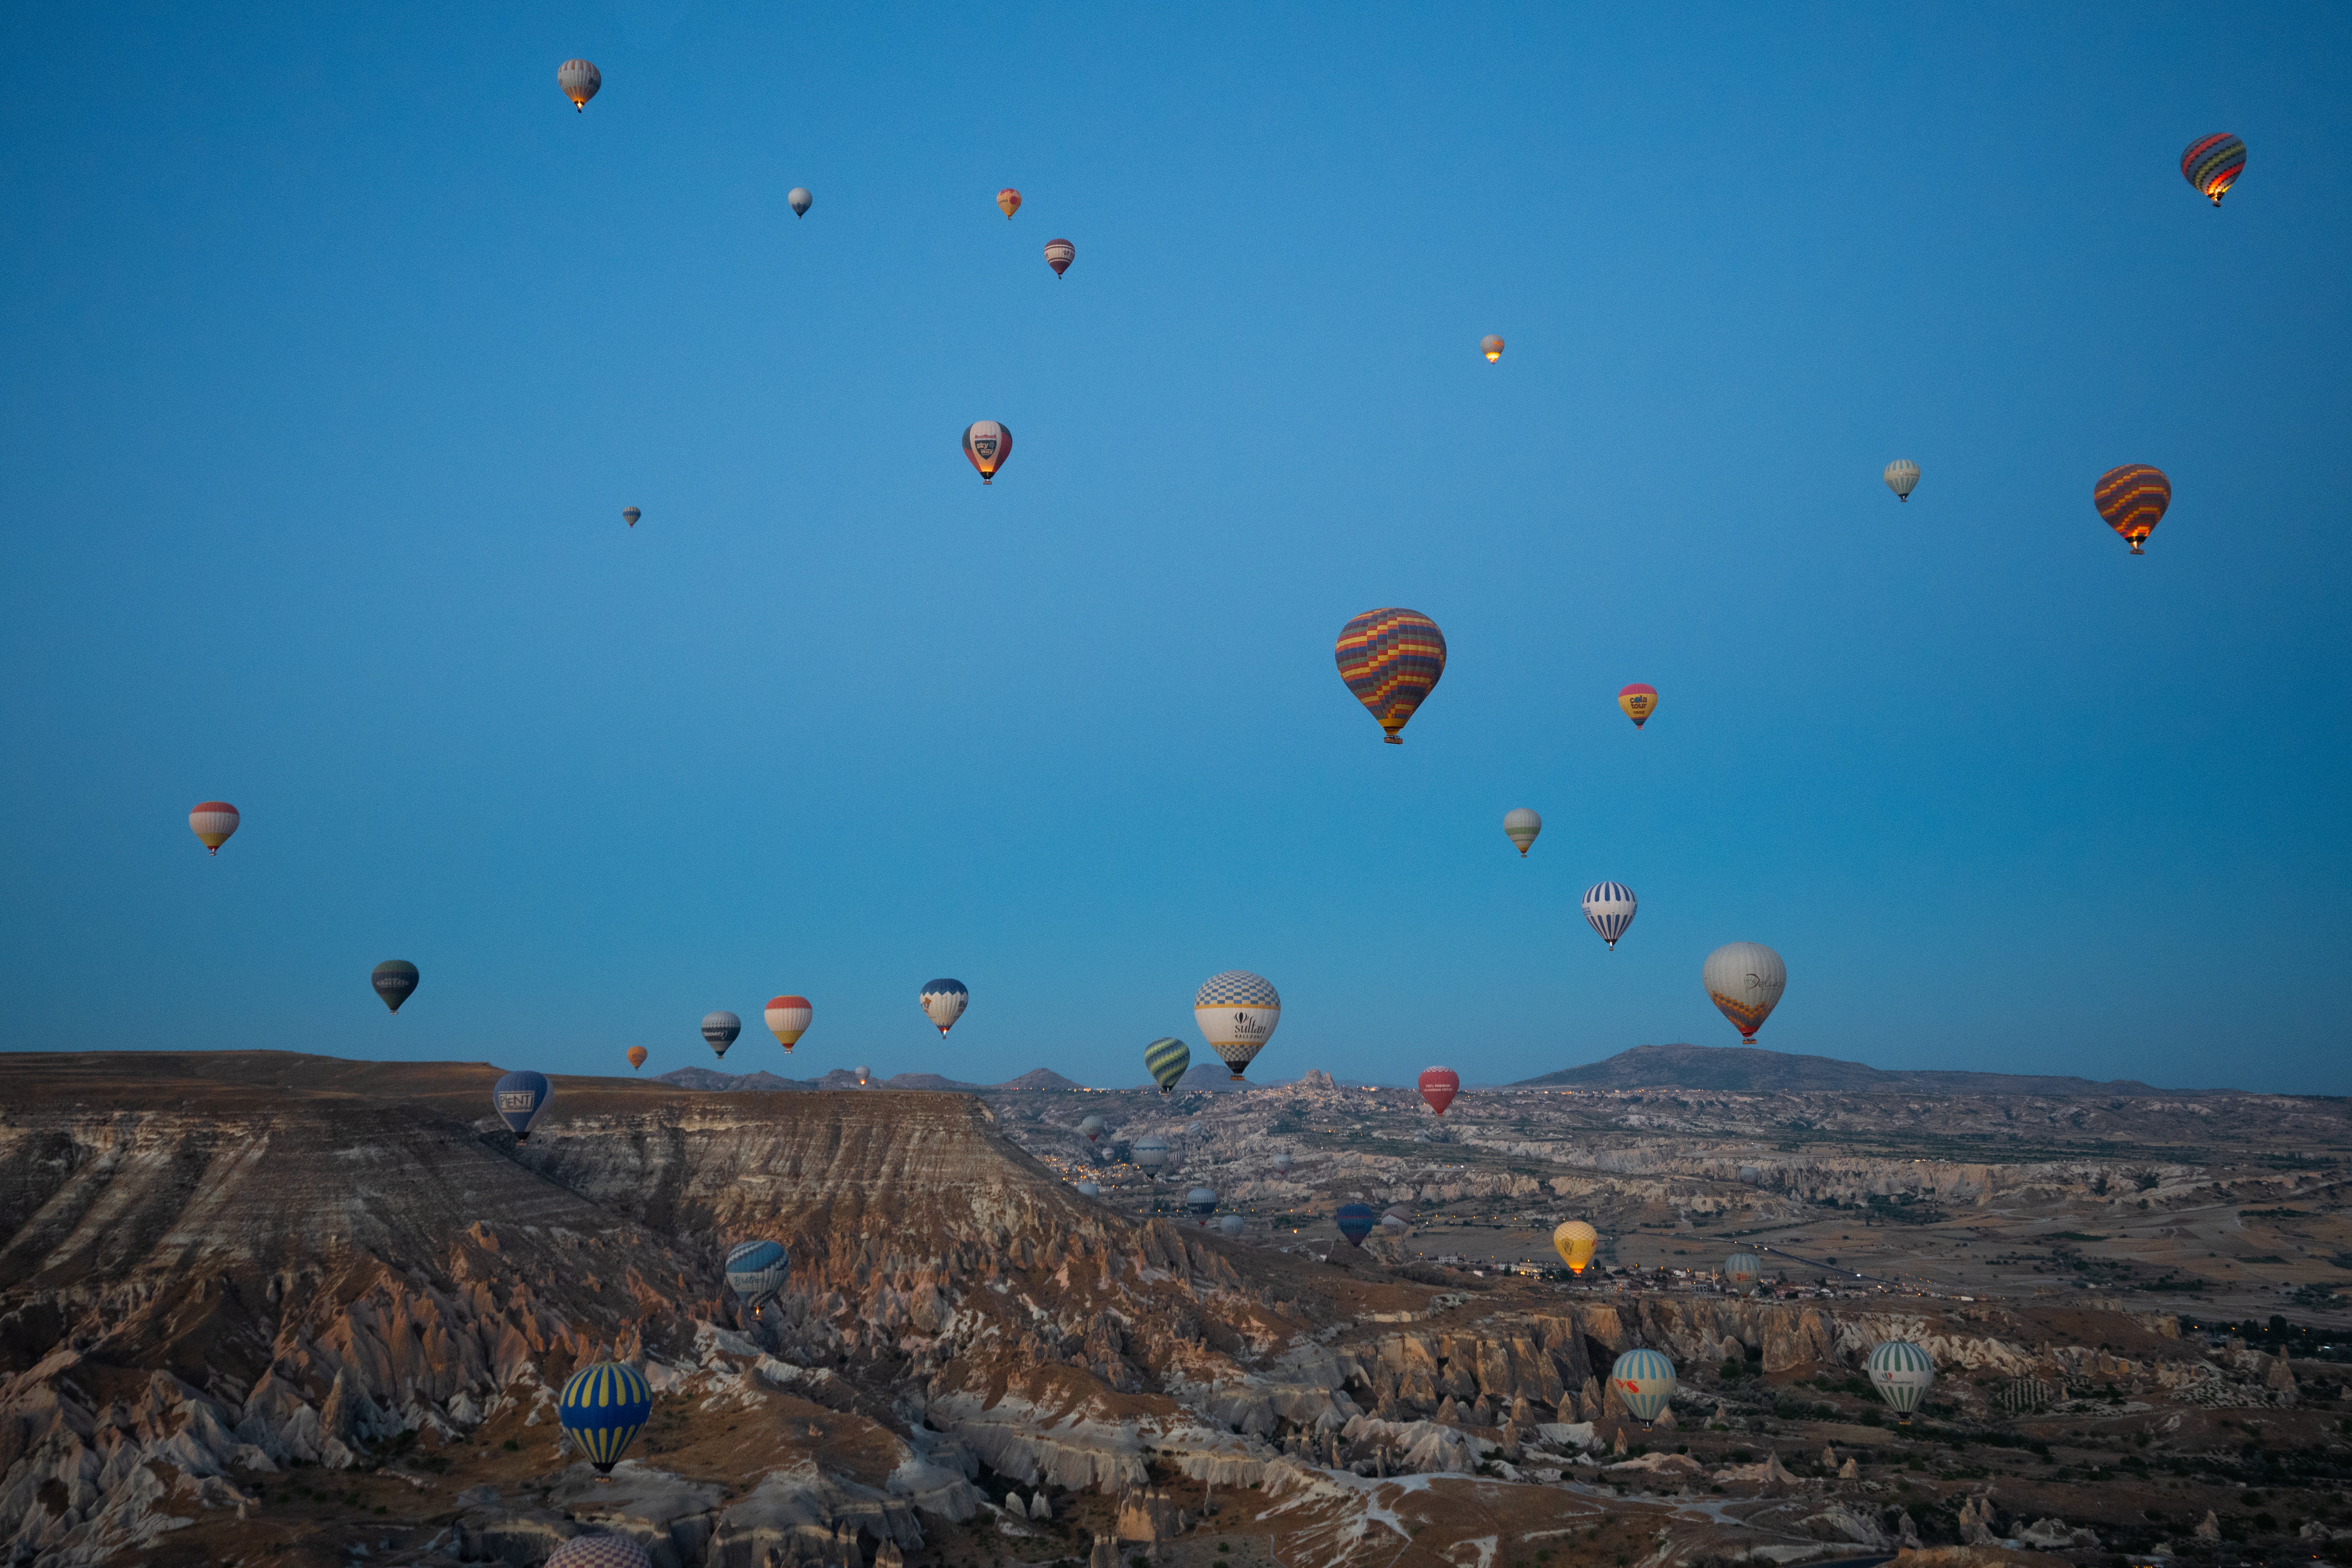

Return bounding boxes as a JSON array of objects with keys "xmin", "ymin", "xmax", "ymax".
[
  {"xmin": 920, "ymin": 978, "xmax": 969, "ymax": 1036},
  {"xmin": 558, "ymin": 1360, "xmax": 653, "ymax": 1474},
  {"xmin": 1553, "ymin": 1220, "xmax": 1598, "ymax": 1274},
  {"xmin": 1582, "ymin": 883, "xmax": 1638, "ymax": 950},
  {"xmin": 557, "ymin": 59, "xmax": 601, "ymax": 112},
  {"xmin": 1618, "ymin": 684, "xmax": 1657, "ymax": 728},
  {"xmin": 2094, "ymin": 464, "xmax": 2171, "ymax": 554},
  {"xmin": 962, "ymin": 421, "xmax": 1012, "ymax": 484},
  {"xmin": 1044, "ymin": 238, "xmax": 1074, "ymax": 277},
  {"xmin": 1194, "ymin": 971, "xmax": 1280, "ymax": 1080},
  {"xmin": 1503, "ymin": 808, "xmax": 1541, "ymax": 857},
  {"xmin": 1144, "ymin": 1036, "xmax": 1190, "ymax": 1094},
  {"xmin": 189, "ymin": 802, "xmax": 240, "ymax": 855},
  {"xmin": 765, "ymin": 995, "xmax": 813, "ymax": 1053},
  {"xmin": 625, "ymin": 1046, "xmax": 647, "ymax": 1071},
  {"xmin": 1418, "ymin": 1067, "xmax": 1459, "ymax": 1116},
  {"xmin": 1335, "ymin": 1203, "xmax": 1377, "ymax": 1247},
  {"xmin": 2181, "ymin": 133, "xmax": 2247, "ymax": 206},
  {"xmin": 1609, "ymin": 1348, "xmax": 1677, "ymax": 1424},
  {"xmin": 1722, "ymin": 1252, "xmax": 1762, "ymax": 1295},
  {"xmin": 997, "ymin": 188, "xmax": 1022, "ymax": 218},
  {"xmin": 1866, "ymin": 1340, "xmax": 1936, "ymax": 1423},
  {"xmin": 1335, "ymin": 608, "xmax": 1447, "ymax": 743},
  {"xmin": 1703, "ymin": 942, "xmax": 1786, "ymax": 1042}
]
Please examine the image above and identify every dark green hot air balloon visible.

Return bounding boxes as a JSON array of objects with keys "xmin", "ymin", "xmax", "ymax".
[
  {"xmin": 1143, "ymin": 1037, "xmax": 1190, "ymax": 1094},
  {"xmin": 372, "ymin": 960, "xmax": 419, "ymax": 1015}
]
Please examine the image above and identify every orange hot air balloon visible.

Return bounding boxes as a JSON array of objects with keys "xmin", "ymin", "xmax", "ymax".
[
  {"xmin": 626, "ymin": 1046, "xmax": 648, "ymax": 1071},
  {"xmin": 2094, "ymin": 464, "xmax": 2171, "ymax": 554},
  {"xmin": 996, "ymin": 188, "xmax": 1022, "ymax": 219},
  {"xmin": 1618, "ymin": 684, "xmax": 1657, "ymax": 728}
]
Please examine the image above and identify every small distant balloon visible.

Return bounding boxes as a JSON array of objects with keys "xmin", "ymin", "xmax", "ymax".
[
  {"xmin": 1144, "ymin": 1036, "xmax": 1190, "ymax": 1094},
  {"xmin": 1503, "ymin": 807, "xmax": 1541, "ymax": 857},
  {"xmin": 997, "ymin": 188, "xmax": 1022, "ymax": 219},
  {"xmin": 765, "ymin": 995, "xmax": 813, "ymax": 1053},
  {"xmin": 1722, "ymin": 1252, "xmax": 1762, "ymax": 1294},
  {"xmin": 1867, "ymin": 1341, "xmax": 1936, "ymax": 1422},
  {"xmin": 1335, "ymin": 1203, "xmax": 1377, "ymax": 1247},
  {"xmin": 855, "ymin": 1064, "xmax": 872, "ymax": 1086},
  {"xmin": 701, "ymin": 1010, "xmax": 742, "ymax": 1059},
  {"xmin": 788, "ymin": 187, "xmax": 813, "ymax": 218},
  {"xmin": 1075, "ymin": 1180, "xmax": 1101, "ymax": 1198},
  {"xmin": 725, "ymin": 1238, "xmax": 792, "ymax": 1311},
  {"xmin": 1610, "ymin": 1348, "xmax": 1677, "ymax": 1425},
  {"xmin": 557, "ymin": 59, "xmax": 601, "ymax": 112},
  {"xmin": 1132, "ymin": 1134, "xmax": 1171, "ymax": 1172},
  {"xmin": 1883, "ymin": 460, "xmax": 1919, "ymax": 502},
  {"xmin": 1618, "ymin": 684, "xmax": 1658, "ymax": 728},
  {"xmin": 372, "ymin": 960, "xmax": 419, "ymax": 1015},
  {"xmin": 1218, "ymin": 1213, "xmax": 1244, "ymax": 1238},
  {"xmin": 2094, "ymin": 464, "xmax": 2171, "ymax": 554},
  {"xmin": 1581, "ymin": 882, "xmax": 1637, "ymax": 950},
  {"xmin": 189, "ymin": 802, "xmax": 240, "ymax": 856},
  {"xmin": 1480, "ymin": 334, "xmax": 1504, "ymax": 363},
  {"xmin": 1553, "ymin": 1219, "xmax": 1598, "ymax": 1274},
  {"xmin": 491, "ymin": 1069, "xmax": 551, "ymax": 1142},
  {"xmin": 1702, "ymin": 942, "xmax": 1786, "ymax": 1042},
  {"xmin": 1335, "ymin": 608, "xmax": 1447, "ymax": 743},
  {"xmin": 1044, "ymin": 238, "xmax": 1074, "ymax": 277},
  {"xmin": 621, "ymin": 507, "xmax": 640, "ymax": 527},
  {"xmin": 1271, "ymin": 1151, "xmax": 1293, "ymax": 1174},
  {"xmin": 1079, "ymin": 1114, "xmax": 1105, "ymax": 1143},
  {"xmin": 2181, "ymin": 133, "xmax": 2247, "ymax": 206},
  {"xmin": 962, "ymin": 421, "xmax": 1012, "ymax": 484},
  {"xmin": 1417, "ymin": 1067, "xmax": 1459, "ymax": 1116},
  {"xmin": 920, "ymin": 978, "xmax": 969, "ymax": 1036},
  {"xmin": 1185, "ymin": 1186, "xmax": 1217, "ymax": 1216},
  {"xmin": 626, "ymin": 1045, "xmax": 648, "ymax": 1071}
]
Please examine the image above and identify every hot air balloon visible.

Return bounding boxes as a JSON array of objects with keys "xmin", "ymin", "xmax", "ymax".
[
  {"xmin": 765, "ymin": 995, "xmax": 813, "ymax": 1053},
  {"xmin": 961, "ymin": 421, "xmax": 1012, "ymax": 484},
  {"xmin": 1503, "ymin": 808, "xmax": 1541, "ymax": 857},
  {"xmin": 1553, "ymin": 1220, "xmax": 1598, "ymax": 1274},
  {"xmin": 701, "ymin": 1011, "xmax": 741, "ymax": 1059},
  {"xmin": 2181, "ymin": 133, "xmax": 2247, "ymax": 206},
  {"xmin": 1218, "ymin": 1213, "xmax": 1244, "ymax": 1238},
  {"xmin": 1618, "ymin": 684, "xmax": 1657, "ymax": 728},
  {"xmin": 996, "ymin": 188, "xmax": 1021, "ymax": 218},
  {"xmin": 1703, "ymin": 943, "xmax": 1786, "ymax": 1042},
  {"xmin": 622, "ymin": 507, "xmax": 640, "ymax": 526},
  {"xmin": 787, "ymin": 187, "xmax": 812, "ymax": 217},
  {"xmin": 557, "ymin": 1360, "xmax": 652, "ymax": 1476},
  {"xmin": 1335, "ymin": 1203, "xmax": 1377, "ymax": 1247},
  {"xmin": 1866, "ymin": 1340, "xmax": 1936, "ymax": 1423},
  {"xmin": 189, "ymin": 801, "xmax": 240, "ymax": 855},
  {"xmin": 547, "ymin": 1534, "xmax": 652, "ymax": 1568},
  {"xmin": 1335, "ymin": 608, "xmax": 1447, "ymax": 743},
  {"xmin": 1132, "ymin": 1134, "xmax": 1171, "ymax": 1173},
  {"xmin": 1044, "ymin": 239, "xmax": 1074, "ymax": 277},
  {"xmin": 557, "ymin": 59, "xmax": 601, "ymax": 112},
  {"xmin": 725, "ymin": 1239, "xmax": 792, "ymax": 1314},
  {"xmin": 2094, "ymin": 464, "xmax": 2171, "ymax": 554},
  {"xmin": 492, "ymin": 1069, "xmax": 551, "ymax": 1142},
  {"xmin": 1737, "ymin": 1165, "xmax": 1761, "ymax": 1186},
  {"xmin": 856, "ymin": 1064, "xmax": 874, "ymax": 1086},
  {"xmin": 1581, "ymin": 883, "xmax": 1638, "ymax": 950},
  {"xmin": 1185, "ymin": 1186, "xmax": 1217, "ymax": 1216},
  {"xmin": 1075, "ymin": 1180, "xmax": 1101, "ymax": 1198},
  {"xmin": 1418, "ymin": 1067, "xmax": 1459, "ymax": 1116},
  {"xmin": 1144, "ymin": 1036, "xmax": 1190, "ymax": 1094},
  {"xmin": 919, "ymin": 978, "xmax": 969, "ymax": 1036},
  {"xmin": 1271, "ymin": 1151, "xmax": 1293, "ymax": 1175},
  {"xmin": 1480, "ymin": 334, "xmax": 1504, "ymax": 363},
  {"xmin": 1883, "ymin": 460, "xmax": 1919, "ymax": 502},
  {"xmin": 626, "ymin": 1046, "xmax": 648, "ymax": 1071},
  {"xmin": 1194, "ymin": 971, "xmax": 1280, "ymax": 1080},
  {"xmin": 372, "ymin": 960, "xmax": 419, "ymax": 1015},
  {"xmin": 1079, "ymin": 1115, "xmax": 1105, "ymax": 1143},
  {"xmin": 1609, "ymin": 1348, "xmax": 1677, "ymax": 1424},
  {"xmin": 1722, "ymin": 1252, "xmax": 1762, "ymax": 1295}
]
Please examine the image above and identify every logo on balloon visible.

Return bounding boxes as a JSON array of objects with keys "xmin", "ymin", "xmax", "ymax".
[{"xmin": 495, "ymin": 1091, "xmax": 536, "ymax": 1111}]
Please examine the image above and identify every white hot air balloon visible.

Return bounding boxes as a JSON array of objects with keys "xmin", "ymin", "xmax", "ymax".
[
  {"xmin": 557, "ymin": 59, "xmax": 601, "ymax": 112},
  {"xmin": 1503, "ymin": 808, "xmax": 1542, "ymax": 857},
  {"xmin": 787, "ymin": 187, "xmax": 813, "ymax": 217},
  {"xmin": 1883, "ymin": 459, "xmax": 1920, "ymax": 502},
  {"xmin": 1194, "ymin": 971, "xmax": 1280, "ymax": 1081},
  {"xmin": 1582, "ymin": 883, "xmax": 1638, "ymax": 949},
  {"xmin": 1702, "ymin": 942, "xmax": 1787, "ymax": 1042}
]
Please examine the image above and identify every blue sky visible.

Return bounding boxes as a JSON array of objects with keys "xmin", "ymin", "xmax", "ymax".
[{"xmin": 2, "ymin": 4, "xmax": 2346, "ymax": 1093}]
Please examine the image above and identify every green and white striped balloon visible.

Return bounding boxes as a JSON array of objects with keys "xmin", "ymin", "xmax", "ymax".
[
  {"xmin": 1144, "ymin": 1036, "xmax": 1191, "ymax": 1093},
  {"xmin": 1866, "ymin": 1340, "xmax": 1936, "ymax": 1419}
]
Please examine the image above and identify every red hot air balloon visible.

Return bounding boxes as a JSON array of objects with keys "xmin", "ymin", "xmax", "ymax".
[
  {"xmin": 2094, "ymin": 464, "xmax": 2171, "ymax": 554},
  {"xmin": 1044, "ymin": 239, "xmax": 1074, "ymax": 277},
  {"xmin": 1335, "ymin": 608, "xmax": 1447, "ymax": 743},
  {"xmin": 1418, "ymin": 1067, "xmax": 1459, "ymax": 1116}
]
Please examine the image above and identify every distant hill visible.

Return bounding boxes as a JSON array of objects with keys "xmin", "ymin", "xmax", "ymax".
[
  {"xmin": 1513, "ymin": 1043, "xmax": 2173, "ymax": 1096},
  {"xmin": 655, "ymin": 1067, "xmax": 808, "ymax": 1092},
  {"xmin": 994, "ymin": 1068, "xmax": 1086, "ymax": 1092},
  {"xmin": 886, "ymin": 1072, "xmax": 982, "ymax": 1091}
]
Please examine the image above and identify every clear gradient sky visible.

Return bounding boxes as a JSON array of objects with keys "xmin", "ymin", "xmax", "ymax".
[{"xmin": 2, "ymin": 5, "xmax": 2347, "ymax": 1093}]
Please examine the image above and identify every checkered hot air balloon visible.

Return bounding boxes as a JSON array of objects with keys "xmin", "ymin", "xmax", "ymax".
[
  {"xmin": 1610, "ymin": 1349, "xmax": 1677, "ymax": 1424},
  {"xmin": 1335, "ymin": 608, "xmax": 1447, "ymax": 743},
  {"xmin": 1582, "ymin": 883, "xmax": 1638, "ymax": 950},
  {"xmin": 2094, "ymin": 464, "xmax": 2171, "ymax": 554},
  {"xmin": 1703, "ymin": 942, "xmax": 1786, "ymax": 1042},
  {"xmin": 547, "ymin": 1535, "xmax": 652, "ymax": 1568},
  {"xmin": 1193, "ymin": 971, "xmax": 1280, "ymax": 1080},
  {"xmin": 2181, "ymin": 133, "xmax": 2246, "ymax": 206},
  {"xmin": 558, "ymin": 1360, "xmax": 653, "ymax": 1475},
  {"xmin": 189, "ymin": 801, "xmax": 240, "ymax": 855},
  {"xmin": 1143, "ymin": 1036, "xmax": 1191, "ymax": 1094},
  {"xmin": 1866, "ymin": 1340, "xmax": 1936, "ymax": 1423}
]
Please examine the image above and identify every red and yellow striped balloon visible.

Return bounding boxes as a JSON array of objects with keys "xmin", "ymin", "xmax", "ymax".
[
  {"xmin": 1335, "ymin": 609, "xmax": 1447, "ymax": 743},
  {"xmin": 2094, "ymin": 465, "xmax": 2171, "ymax": 554},
  {"xmin": 2181, "ymin": 134, "xmax": 2246, "ymax": 206}
]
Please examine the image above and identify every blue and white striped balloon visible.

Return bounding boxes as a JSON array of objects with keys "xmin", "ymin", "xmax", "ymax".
[
  {"xmin": 1609, "ymin": 1348, "xmax": 1677, "ymax": 1424},
  {"xmin": 1582, "ymin": 883, "xmax": 1638, "ymax": 949},
  {"xmin": 725, "ymin": 1239, "xmax": 791, "ymax": 1305}
]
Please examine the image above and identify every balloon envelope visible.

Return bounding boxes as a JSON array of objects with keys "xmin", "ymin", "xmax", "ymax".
[
  {"xmin": 1194, "ymin": 971, "xmax": 1280, "ymax": 1080},
  {"xmin": 1582, "ymin": 883, "xmax": 1638, "ymax": 949},
  {"xmin": 919, "ymin": 978, "xmax": 969, "ymax": 1035},
  {"xmin": 621, "ymin": 507, "xmax": 640, "ymax": 526},
  {"xmin": 189, "ymin": 801, "xmax": 240, "ymax": 854},
  {"xmin": 2094, "ymin": 464, "xmax": 2171, "ymax": 553},
  {"xmin": 1132, "ymin": 1135, "xmax": 1171, "ymax": 1171},
  {"xmin": 1867, "ymin": 1340, "xmax": 1936, "ymax": 1417},
  {"xmin": 2181, "ymin": 133, "xmax": 2247, "ymax": 205},
  {"xmin": 1185, "ymin": 1187, "xmax": 1217, "ymax": 1215},
  {"xmin": 962, "ymin": 421, "xmax": 1012, "ymax": 484},
  {"xmin": 1271, "ymin": 1152, "xmax": 1293, "ymax": 1174},
  {"xmin": 557, "ymin": 1360, "xmax": 652, "ymax": 1472},
  {"xmin": 1418, "ymin": 1067, "xmax": 1459, "ymax": 1116},
  {"xmin": 626, "ymin": 1046, "xmax": 648, "ymax": 1071},
  {"xmin": 1044, "ymin": 238, "xmax": 1074, "ymax": 276},
  {"xmin": 1075, "ymin": 1181, "xmax": 1100, "ymax": 1198},
  {"xmin": 1480, "ymin": 334, "xmax": 1504, "ymax": 362},
  {"xmin": 787, "ymin": 187, "xmax": 812, "ymax": 217},
  {"xmin": 1722, "ymin": 1252, "xmax": 1762, "ymax": 1293},
  {"xmin": 765, "ymin": 995, "xmax": 813, "ymax": 1052},
  {"xmin": 1609, "ymin": 1348, "xmax": 1677, "ymax": 1424},
  {"xmin": 725, "ymin": 1239, "xmax": 792, "ymax": 1303},
  {"xmin": 1553, "ymin": 1220, "xmax": 1598, "ymax": 1274},
  {"xmin": 1702, "ymin": 942, "xmax": 1786, "ymax": 1041},
  {"xmin": 1218, "ymin": 1213, "xmax": 1244, "ymax": 1238},
  {"xmin": 1079, "ymin": 1115, "xmax": 1105, "ymax": 1142},
  {"xmin": 1335, "ymin": 1203, "xmax": 1377, "ymax": 1247},
  {"xmin": 548, "ymin": 1535, "xmax": 651, "ymax": 1568},
  {"xmin": 372, "ymin": 960, "xmax": 419, "ymax": 1014},
  {"xmin": 996, "ymin": 188, "xmax": 1021, "ymax": 218},
  {"xmin": 557, "ymin": 59, "xmax": 601, "ymax": 111},
  {"xmin": 701, "ymin": 1011, "xmax": 742, "ymax": 1058},
  {"xmin": 1503, "ymin": 807, "xmax": 1541, "ymax": 857},
  {"xmin": 1883, "ymin": 460, "xmax": 1919, "ymax": 501},
  {"xmin": 492, "ymin": 1069, "xmax": 551, "ymax": 1141},
  {"xmin": 1144, "ymin": 1036, "xmax": 1191, "ymax": 1093},
  {"xmin": 1618, "ymin": 684, "xmax": 1657, "ymax": 728},
  {"xmin": 1335, "ymin": 608, "xmax": 1447, "ymax": 743}
]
